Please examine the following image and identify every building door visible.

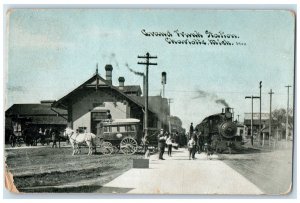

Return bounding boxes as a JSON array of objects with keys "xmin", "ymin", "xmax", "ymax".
[{"xmin": 91, "ymin": 111, "xmax": 107, "ymax": 134}]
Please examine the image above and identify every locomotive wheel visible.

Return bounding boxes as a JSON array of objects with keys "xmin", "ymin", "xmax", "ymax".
[{"xmin": 120, "ymin": 137, "xmax": 138, "ymax": 155}]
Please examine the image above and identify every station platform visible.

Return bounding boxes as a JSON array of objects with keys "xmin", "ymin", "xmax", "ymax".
[{"xmin": 101, "ymin": 148, "xmax": 263, "ymax": 194}]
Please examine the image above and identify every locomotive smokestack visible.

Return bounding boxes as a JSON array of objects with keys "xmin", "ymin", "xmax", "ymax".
[
  {"xmin": 225, "ymin": 107, "xmax": 230, "ymax": 113},
  {"xmin": 105, "ymin": 64, "xmax": 113, "ymax": 85}
]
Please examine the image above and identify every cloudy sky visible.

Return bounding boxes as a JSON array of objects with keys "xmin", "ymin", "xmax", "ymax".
[{"xmin": 5, "ymin": 9, "xmax": 295, "ymax": 129}]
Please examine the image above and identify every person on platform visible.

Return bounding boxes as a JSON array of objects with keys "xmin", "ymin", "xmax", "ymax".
[
  {"xmin": 189, "ymin": 123, "xmax": 194, "ymax": 139},
  {"xmin": 166, "ymin": 134, "xmax": 173, "ymax": 157},
  {"xmin": 192, "ymin": 132, "xmax": 198, "ymax": 157},
  {"xmin": 188, "ymin": 136, "xmax": 196, "ymax": 160},
  {"xmin": 51, "ymin": 128, "xmax": 57, "ymax": 148},
  {"xmin": 157, "ymin": 129, "xmax": 167, "ymax": 160},
  {"xmin": 106, "ymin": 110, "xmax": 112, "ymax": 120}
]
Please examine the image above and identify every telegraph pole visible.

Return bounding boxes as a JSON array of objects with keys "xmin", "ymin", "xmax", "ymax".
[
  {"xmin": 137, "ymin": 52, "xmax": 157, "ymax": 139},
  {"xmin": 285, "ymin": 85, "xmax": 291, "ymax": 145},
  {"xmin": 245, "ymin": 96, "xmax": 260, "ymax": 146},
  {"xmin": 167, "ymin": 98, "xmax": 173, "ymax": 133},
  {"xmin": 268, "ymin": 89, "xmax": 274, "ymax": 147},
  {"xmin": 259, "ymin": 81, "xmax": 262, "ymax": 145}
]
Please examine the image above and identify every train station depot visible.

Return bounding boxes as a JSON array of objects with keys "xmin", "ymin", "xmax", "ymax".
[{"xmin": 6, "ymin": 64, "xmax": 176, "ymax": 137}]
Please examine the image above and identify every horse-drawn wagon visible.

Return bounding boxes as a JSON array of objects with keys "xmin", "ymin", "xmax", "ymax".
[
  {"xmin": 64, "ymin": 118, "xmax": 159, "ymax": 155},
  {"xmin": 96, "ymin": 118, "xmax": 142, "ymax": 155}
]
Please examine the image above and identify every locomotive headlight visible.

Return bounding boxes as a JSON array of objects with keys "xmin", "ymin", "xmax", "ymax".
[{"xmin": 225, "ymin": 112, "xmax": 232, "ymax": 118}]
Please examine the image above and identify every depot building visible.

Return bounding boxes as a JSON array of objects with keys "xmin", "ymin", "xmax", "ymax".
[{"xmin": 52, "ymin": 64, "xmax": 170, "ymax": 134}]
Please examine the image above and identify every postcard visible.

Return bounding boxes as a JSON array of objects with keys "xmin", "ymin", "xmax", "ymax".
[{"xmin": 4, "ymin": 9, "xmax": 295, "ymax": 195}]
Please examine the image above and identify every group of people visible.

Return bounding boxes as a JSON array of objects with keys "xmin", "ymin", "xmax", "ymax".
[
  {"xmin": 157, "ymin": 129, "xmax": 178, "ymax": 160},
  {"xmin": 9, "ymin": 125, "xmax": 61, "ymax": 148},
  {"xmin": 187, "ymin": 122, "xmax": 210, "ymax": 160},
  {"xmin": 155, "ymin": 123, "xmax": 210, "ymax": 160}
]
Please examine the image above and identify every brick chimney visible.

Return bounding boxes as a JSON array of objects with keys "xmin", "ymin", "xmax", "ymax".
[
  {"xmin": 105, "ymin": 64, "xmax": 113, "ymax": 85},
  {"xmin": 118, "ymin": 77, "xmax": 125, "ymax": 90}
]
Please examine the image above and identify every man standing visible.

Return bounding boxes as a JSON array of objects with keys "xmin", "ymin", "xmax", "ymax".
[
  {"xmin": 157, "ymin": 129, "xmax": 167, "ymax": 160},
  {"xmin": 51, "ymin": 128, "xmax": 57, "ymax": 148},
  {"xmin": 188, "ymin": 136, "xmax": 196, "ymax": 160},
  {"xmin": 106, "ymin": 110, "xmax": 112, "ymax": 120},
  {"xmin": 189, "ymin": 123, "xmax": 194, "ymax": 139}
]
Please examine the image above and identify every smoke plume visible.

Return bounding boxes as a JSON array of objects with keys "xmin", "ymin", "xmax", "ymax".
[
  {"xmin": 109, "ymin": 53, "xmax": 119, "ymax": 69},
  {"xmin": 125, "ymin": 63, "xmax": 145, "ymax": 77},
  {"xmin": 193, "ymin": 89, "xmax": 230, "ymax": 107},
  {"xmin": 215, "ymin": 99, "xmax": 229, "ymax": 107}
]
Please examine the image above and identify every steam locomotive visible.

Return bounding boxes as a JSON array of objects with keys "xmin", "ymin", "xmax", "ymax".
[{"xmin": 195, "ymin": 107, "xmax": 243, "ymax": 153}]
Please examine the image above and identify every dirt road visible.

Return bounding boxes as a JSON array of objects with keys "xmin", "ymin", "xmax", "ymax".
[
  {"xmin": 5, "ymin": 147, "xmax": 143, "ymax": 193},
  {"xmin": 221, "ymin": 148, "xmax": 293, "ymax": 195},
  {"xmin": 5, "ymin": 145, "xmax": 293, "ymax": 194}
]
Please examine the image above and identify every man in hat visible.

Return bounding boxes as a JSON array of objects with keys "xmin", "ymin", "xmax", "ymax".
[
  {"xmin": 157, "ymin": 129, "xmax": 167, "ymax": 160},
  {"xmin": 106, "ymin": 110, "xmax": 112, "ymax": 120}
]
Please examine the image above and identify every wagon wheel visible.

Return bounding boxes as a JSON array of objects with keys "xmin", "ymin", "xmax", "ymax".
[
  {"xmin": 120, "ymin": 137, "xmax": 138, "ymax": 155},
  {"xmin": 112, "ymin": 146, "xmax": 119, "ymax": 154},
  {"xmin": 102, "ymin": 141, "xmax": 112, "ymax": 148},
  {"xmin": 102, "ymin": 146, "xmax": 113, "ymax": 155},
  {"xmin": 137, "ymin": 145, "xmax": 144, "ymax": 154}
]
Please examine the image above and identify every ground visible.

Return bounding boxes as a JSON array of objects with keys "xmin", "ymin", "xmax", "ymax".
[
  {"xmin": 4, "ymin": 141, "xmax": 293, "ymax": 194},
  {"xmin": 5, "ymin": 146, "xmax": 143, "ymax": 193},
  {"xmin": 221, "ymin": 147, "xmax": 293, "ymax": 194}
]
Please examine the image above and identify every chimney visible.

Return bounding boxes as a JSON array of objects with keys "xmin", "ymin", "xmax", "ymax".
[
  {"xmin": 118, "ymin": 77, "xmax": 125, "ymax": 90},
  {"xmin": 105, "ymin": 64, "xmax": 113, "ymax": 85}
]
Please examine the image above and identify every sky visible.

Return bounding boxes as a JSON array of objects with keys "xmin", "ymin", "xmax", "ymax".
[{"xmin": 5, "ymin": 9, "xmax": 295, "ymax": 130}]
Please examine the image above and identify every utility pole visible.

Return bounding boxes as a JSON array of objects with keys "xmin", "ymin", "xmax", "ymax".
[
  {"xmin": 268, "ymin": 89, "xmax": 274, "ymax": 147},
  {"xmin": 285, "ymin": 85, "xmax": 291, "ymax": 145},
  {"xmin": 96, "ymin": 63, "xmax": 99, "ymax": 91},
  {"xmin": 138, "ymin": 52, "xmax": 157, "ymax": 140},
  {"xmin": 259, "ymin": 81, "xmax": 262, "ymax": 146},
  {"xmin": 167, "ymin": 98, "xmax": 173, "ymax": 133},
  {"xmin": 245, "ymin": 96, "xmax": 260, "ymax": 146},
  {"xmin": 161, "ymin": 72, "xmax": 167, "ymax": 98}
]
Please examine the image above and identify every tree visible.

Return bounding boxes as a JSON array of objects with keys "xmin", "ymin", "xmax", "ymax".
[{"xmin": 272, "ymin": 108, "xmax": 293, "ymax": 137}]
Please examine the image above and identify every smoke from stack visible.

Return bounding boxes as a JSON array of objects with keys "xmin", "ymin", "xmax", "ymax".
[
  {"xmin": 107, "ymin": 53, "xmax": 119, "ymax": 69},
  {"xmin": 192, "ymin": 89, "xmax": 230, "ymax": 107},
  {"xmin": 215, "ymin": 99, "xmax": 229, "ymax": 108},
  {"xmin": 125, "ymin": 63, "xmax": 145, "ymax": 76}
]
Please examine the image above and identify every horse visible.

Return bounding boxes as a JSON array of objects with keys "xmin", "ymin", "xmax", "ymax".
[{"xmin": 63, "ymin": 127, "xmax": 96, "ymax": 155}]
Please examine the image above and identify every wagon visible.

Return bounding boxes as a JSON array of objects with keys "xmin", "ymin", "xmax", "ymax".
[{"xmin": 96, "ymin": 118, "xmax": 143, "ymax": 155}]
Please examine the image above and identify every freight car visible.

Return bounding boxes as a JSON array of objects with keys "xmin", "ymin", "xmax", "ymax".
[{"xmin": 195, "ymin": 107, "xmax": 243, "ymax": 153}]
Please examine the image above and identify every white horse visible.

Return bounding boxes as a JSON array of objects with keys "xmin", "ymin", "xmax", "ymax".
[{"xmin": 63, "ymin": 127, "xmax": 96, "ymax": 155}]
